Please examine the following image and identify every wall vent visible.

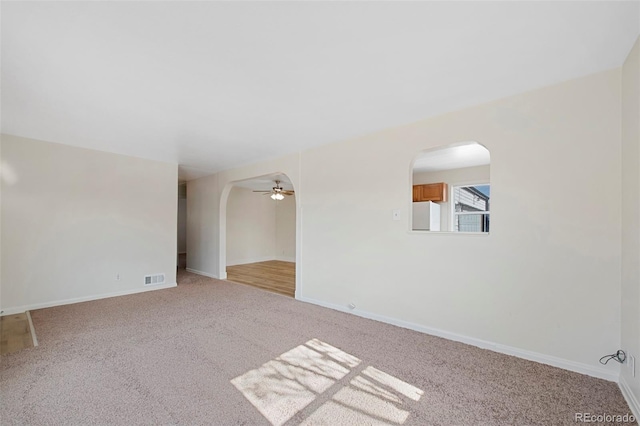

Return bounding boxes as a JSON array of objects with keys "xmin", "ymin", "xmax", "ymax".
[{"xmin": 144, "ymin": 273, "xmax": 165, "ymax": 286}]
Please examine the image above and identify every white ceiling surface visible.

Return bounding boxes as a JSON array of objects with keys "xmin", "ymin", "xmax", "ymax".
[
  {"xmin": 413, "ymin": 142, "xmax": 491, "ymax": 173},
  {"xmin": 232, "ymin": 174, "xmax": 294, "ymax": 192},
  {"xmin": 2, "ymin": 2, "xmax": 639, "ymax": 181}
]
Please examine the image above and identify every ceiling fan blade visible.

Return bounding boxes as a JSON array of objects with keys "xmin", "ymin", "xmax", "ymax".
[
  {"xmin": 252, "ymin": 190, "xmax": 271, "ymax": 193},
  {"xmin": 281, "ymin": 191, "xmax": 295, "ymax": 195}
]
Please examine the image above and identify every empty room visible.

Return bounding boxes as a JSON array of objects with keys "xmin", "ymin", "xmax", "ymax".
[{"xmin": 1, "ymin": 1, "xmax": 639, "ymax": 425}]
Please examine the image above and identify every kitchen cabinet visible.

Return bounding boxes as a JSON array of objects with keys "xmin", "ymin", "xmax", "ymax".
[{"xmin": 412, "ymin": 182, "xmax": 448, "ymax": 202}]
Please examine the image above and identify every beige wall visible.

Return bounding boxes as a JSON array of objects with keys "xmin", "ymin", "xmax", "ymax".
[
  {"xmin": 276, "ymin": 195, "xmax": 296, "ymax": 261},
  {"xmin": 226, "ymin": 186, "xmax": 276, "ymax": 265},
  {"xmin": 0, "ymin": 134, "xmax": 178, "ymax": 313},
  {"xmin": 413, "ymin": 165, "xmax": 490, "ymax": 231},
  {"xmin": 298, "ymin": 69, "xmax": 621, "ymax": 379},
  {"xmin": 186, "ymin": 173, "xmax": 219, "ymax": 277},
  {"xmin": 187, "ymin": 69, "xmax": 622, "ymax": 380},
  {"xmin": 621, "ymin": 36, "xmax": 640, "ymax": 412},
  {"xmin": 225, "ymin": 186, "xmax": 296, "ymax": 265}
]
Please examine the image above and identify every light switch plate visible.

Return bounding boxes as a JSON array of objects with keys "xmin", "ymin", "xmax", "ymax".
[
  {"xmin": 393, "ymin": 209, "xmax": 401, "ymax": 221},
  {"xmin": 630, "ymin": 355, "xmax": 636, "ymax": 377}
]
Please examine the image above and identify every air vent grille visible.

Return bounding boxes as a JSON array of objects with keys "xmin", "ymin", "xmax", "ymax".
[{"xmin": 144, "ymin": 273, "xmax": 165, "ymax": 286}]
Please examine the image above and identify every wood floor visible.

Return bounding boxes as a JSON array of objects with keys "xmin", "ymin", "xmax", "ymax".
[
  {"xmin": 226, "ymin": 260, "xmax": 295, "ymax": 297},
  {"xmin": 1, "ymin": 313, "xmax": 34, "ymax": 355}
]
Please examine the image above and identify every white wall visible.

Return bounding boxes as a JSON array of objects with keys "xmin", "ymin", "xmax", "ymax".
[
  {"xmin": 187, "ymin": 69, "xmax": 622, "ymax": 380},
  {"xmin": 225, "ymin": 186, "xmax": 296, "ymax": 265},
  {"xmin": 226, "ymin": 186, "xmax": 276, "ymax": 265},
  {"xmin": 276, "ymin": 195, "xmax": 296, "ymax": 261},
  {"xmin": 413, "ymin": 165, "xmax": 490, "ymax": 231},
  {"xmin": 621, "ymin": 36, "xmax": 640, "ymax": 413},
  {"xmin": 186, "ymin": 173, "xmax": 219, "ymax": 277},
  {"xmin": 298, "ymin": 69, "xmax": 621, "ymax": 379},
  {"xmin": 0, "ymin": 134, "xmax": 178, "ymax": 313}
]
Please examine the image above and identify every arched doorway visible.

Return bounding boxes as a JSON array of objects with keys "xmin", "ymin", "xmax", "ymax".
[{"xmin": 220, "ymin": 173, "xmax": 297, "ymax": 297}]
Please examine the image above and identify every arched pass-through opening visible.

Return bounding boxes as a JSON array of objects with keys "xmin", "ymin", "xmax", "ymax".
[
  {"xmin": 410, "ymin": 141, "xmax": 491, "ymax": 234},
  {"xmin": 219, "ymin": 172, "xmax": 299, "ymax": 298}
]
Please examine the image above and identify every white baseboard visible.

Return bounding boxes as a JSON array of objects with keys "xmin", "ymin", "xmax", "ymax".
[
  {"xmin": 298, "ymin": 296, "xmax": 618, "ymax": 382},
  {"xmin": 275, "ymin": 255, "xmax": 296, "ymax": 262},
  {"xmin": 620, "ymin": 375, "xmax": 640, "ymax": 419},
  {"xmin": 1, "ymin": 282, "xmax": 178, "ymax": 316},
  {"xmin": 186, "ymin": 268, "xmax": 221, "ymax": 279},
  {"xmin": 226, "ymin": 256, "xmax": 276, "ymax": 266}
]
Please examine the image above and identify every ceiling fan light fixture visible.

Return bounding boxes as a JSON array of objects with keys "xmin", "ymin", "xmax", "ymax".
[{"xmin": 255, "ymin": 179, "xmax": 292, "ymax": 200}]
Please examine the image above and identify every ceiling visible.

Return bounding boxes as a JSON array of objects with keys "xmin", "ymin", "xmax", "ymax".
[
  {"xmin": 413, "ymin": 142, "xmax": 491, "ymax": 173},
  {"xmin": 2, "ymin": 2, "xmax": 638, "ymax": 181},
  {"xmin": 232, "ymin": 174, "xmax": 294, "ymax": 192}
]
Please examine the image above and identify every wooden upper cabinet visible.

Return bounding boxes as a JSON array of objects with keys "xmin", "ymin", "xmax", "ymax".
[
  {"xmin": 412, "ymin": 185, "xmax": 422, "ymax": 203},
  {"xmin": 413, "ymin": 182, "xmax": 448, "ymax": 202}
]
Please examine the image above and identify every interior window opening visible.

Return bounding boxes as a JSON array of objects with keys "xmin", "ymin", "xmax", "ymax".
[{"xmin": 411, "ymin": 142, "xmax": 490, "ymax": 233}]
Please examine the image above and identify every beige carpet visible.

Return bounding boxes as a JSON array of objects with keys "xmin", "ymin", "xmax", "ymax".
[{"xmin": 0, "ymin": 270, "xmax": 633, "ymax": 425}]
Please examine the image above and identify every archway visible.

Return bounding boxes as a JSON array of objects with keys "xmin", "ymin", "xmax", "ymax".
[{"xmin": 219, "ymin": 173, "xmax": 298, "ymax": 297}]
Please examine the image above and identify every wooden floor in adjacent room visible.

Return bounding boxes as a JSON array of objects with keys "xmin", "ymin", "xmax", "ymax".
[
  {"xmin": 1, "ymin": 313, "xmax": 35, "ymax": 355},
  {"xmin": 226, "ymin": 260, "xmax": 295, "ymax": 297}
]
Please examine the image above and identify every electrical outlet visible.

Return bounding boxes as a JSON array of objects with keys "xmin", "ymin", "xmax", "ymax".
[{"xmin": 116, "ymin": 273, "xmax": 121, "ymax": 281}]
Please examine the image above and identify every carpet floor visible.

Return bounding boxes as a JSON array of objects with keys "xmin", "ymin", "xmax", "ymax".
[{"xmin": 0, "ymin": 270, "xmax": 633, "ymax": 425}]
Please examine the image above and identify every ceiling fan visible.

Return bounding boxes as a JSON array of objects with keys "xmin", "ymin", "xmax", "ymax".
[{"xmin": 253, "ymin": 180, "xmax": 294, "ymax": 200}]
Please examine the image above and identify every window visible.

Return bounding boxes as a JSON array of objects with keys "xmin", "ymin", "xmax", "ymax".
[{"xmin": 452, "ymin": 184, "xmax": 490, "ymax": 233}]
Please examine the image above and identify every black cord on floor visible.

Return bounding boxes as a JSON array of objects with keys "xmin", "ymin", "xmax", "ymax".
[{"xmin": 600, "ymin": 350, "xmax": 626, "ymax": 365}]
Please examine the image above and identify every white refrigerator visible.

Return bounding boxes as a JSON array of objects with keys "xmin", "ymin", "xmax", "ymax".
[{"xmin": 412, "ymin": 201, "xmax": 441, "ymax": 231}]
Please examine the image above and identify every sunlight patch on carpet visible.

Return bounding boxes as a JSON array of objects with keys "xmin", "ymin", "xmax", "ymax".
[
  {"xmin": 231, "ymin": 338, "xmax": 423, "ymax": 426},
  {"xmin": 362, "ymin": 366, "xmax": 423, "ymax": 402}
]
